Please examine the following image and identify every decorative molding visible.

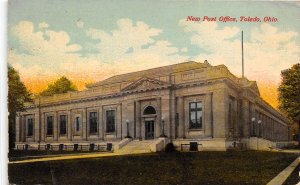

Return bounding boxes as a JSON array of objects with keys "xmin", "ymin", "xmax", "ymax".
[{"xmin": 121, "ymin": 77, "xmax": 171, "ymax": 92}]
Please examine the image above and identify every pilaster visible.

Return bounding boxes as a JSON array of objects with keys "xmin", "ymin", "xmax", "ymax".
[
  {"xmin": 156, "ymin": 97, "xmax": 162, "ymax": 138},
  {"xmin": 40, "ymin": 113, "xmax": 45, "ymax": 141},
  {"xmin": 99, "ymin": 107, "xmax": 103, "ymax": 139},
  {"xmin": 170, "ymin": 89, "xmax": 176, "ymax": 139},
  {"xmin": 242, "ymin": 99, "xmax": 250, "ymax": 137},
  {"xmin": 177, "ymin": 96, "xmax": 184, "ymax": 138},
  {"xmin": 67, "ymin": 110, "xmax": 72, "ymax": 140},
  {"xmin": 21, "ymin": 116, "xmax": 26, "ymax": 142},
  {"xmin": 83, "ymin": 108, "xmax": 87, "ymax": 140},
  {"xmin": 53, "ymin": 111, "xmax": 58, "ymax": 141},
  {"xmin": 34, "ymin": 112, "xmax": 40, "ymax": 142},
  {"xmin": 135, "ymin": 100, "xmax": 141, "ymax": 139},
  {"xmin": 15, "ymin": 114, "xmax": 20, "ymax": 142}
]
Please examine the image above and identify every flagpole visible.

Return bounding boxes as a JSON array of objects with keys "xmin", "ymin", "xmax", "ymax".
[{"xmin": 242, "ymin": 31, "xmax": 244, "ymax": 78}]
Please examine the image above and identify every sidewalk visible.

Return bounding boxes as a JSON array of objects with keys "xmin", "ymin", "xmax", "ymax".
[
  {"xmin": 267, "ymin": 156, "xmax": 300, "ymax": 185},
  {"xmin": 279, "ymin": 149, "xmax": 300, "ymax": 154},
  {"xmin": 10, "ymin": 149, "xmax": 300, "ymax": 164},
  {"xmin": 9, "ymin": 150, "xmax": 151, "ymax": 164}
]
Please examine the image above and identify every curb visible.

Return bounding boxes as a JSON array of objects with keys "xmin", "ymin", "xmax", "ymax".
[{"xmin": 267, "ymin": 156, "xmax": 300, "ymax": 185}]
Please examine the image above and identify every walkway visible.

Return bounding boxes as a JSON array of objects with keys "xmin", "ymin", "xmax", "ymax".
[
  {"xmin": 10, "ymin": 149, "xmax": 300, "ymax": 165},
  {"xmin": 9, "ymin": 150, "xmax": 152, "ymax": 164},
  {"xmin": 267, "ymin": 156, "xmax": 300, "ymax": 185}
]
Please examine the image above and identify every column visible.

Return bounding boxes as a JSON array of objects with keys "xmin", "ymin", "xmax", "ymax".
[
  {"xmin": 82, "ymin": 108, "xmax": 87, "ymax": 140},
  {"xmin": 53, "ymin": 111, "xmax": 58, "ymax": 141},
  {"xmin": 177, "ymin": 96, "xmax": 184, "ymax": 138},
  {"xmin": 170, "ymin": 89, "xmax": 176, "ymax": 139},
  {"xmin": 41, "ymin": 113, "xmax": 45, "ymax": 142},
  {"xmin": 117, "ymin": 104, "xmax": 122, "ymax": 139},
  {"xmin": 20, "ymin": 115, "xmax": 24, "ymax": 142},
  {"xmin": 156, "ymin": 98, "xmax": 161, "ymax": 137},
  {"xmin": 210, "ymin": 93, "xmax": 214, "ymax": 138},
  {"xmin": 242, "ymin": 100, "xmax": 250, "ymax": 137},
  {"xmin": 21, "ymin": 115, "xmax": 26, "ymax": 142},
  {"xmin": 133, "ymin": 102, "xmax": 136, "ymax": 138},
  {"xmin": 86, "ymin": 110, "xmax": 90, "ymax": 139},
  {"xmin": 250, "ymin": 103, "xmax": 256, "ymax": 137},
  {"xmin": 34, "ymin": 111, "xmax": 40, "ymax": 142},
  {"xmin": 102, "ymin": 107, "xmax": 105, "ymax": 140},
  {"xmin": 163, "ymin": 95, "xmax": 171, "ymax": 138},
  {"xmin": 135, "ymin": 101, "xmax": 141, "ymax": 139},
  {"xmin": 67, "ymin": 110, "xmax": 72, "ymax": 140},
  {"xmin": 15, "ymin": 114, "xmax": 20, "ymax": 142},
  {"xmin": 99, "ymin": 107, "xmax": 103, "ymax": 139}
]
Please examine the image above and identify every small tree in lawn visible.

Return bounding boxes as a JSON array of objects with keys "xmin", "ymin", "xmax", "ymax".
[
  {"xmin": 40, "ymin": 76, "xmax": 77, "ymax": 96},
  {"xmin": 278, "ymin": 63, "xmax": 300, "ymax": 146}
]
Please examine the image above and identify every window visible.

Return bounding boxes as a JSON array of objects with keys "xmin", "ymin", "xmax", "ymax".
[
  {"xmin": 60, "ymin": 115, "xmax": 67, "ymax": 135},
  {"xmin": 106, "ymin": 110, "xmax": 115, "ymax": 133},
  {"xmin": 27, "ymin": 117, "xmax": 34, "ymax": 136},
  {"xmin": 143, "ymin": 106, "xmax": 156, "ymax": 115},
  {"xmin": 189, "ymin": 102, "xmax": 203, "ymax": 129},
  {"xmin": 47, "ymin": 116, "xmax": 53, "ymax": 135},
  {"xmin": 228, "ymin": 101, "xmax": 234, "ymax": 137},
  {"xmin": 89, "ymin": 112, "xmax": 98, "ymax": 134},
  {"xmin": 75, "ymin": 117, "xmax": 80, "ymax": 132}
]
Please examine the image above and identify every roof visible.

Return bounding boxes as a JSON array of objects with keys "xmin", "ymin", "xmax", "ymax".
[{"xmin": 88, "ymin": 61, "xmax": 208, "ymax": 88}]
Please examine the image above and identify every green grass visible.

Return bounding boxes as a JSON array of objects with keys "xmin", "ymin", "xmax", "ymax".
[{"xmin": 9, "ymin": 151, "xmax": 297, "ymax": 185}]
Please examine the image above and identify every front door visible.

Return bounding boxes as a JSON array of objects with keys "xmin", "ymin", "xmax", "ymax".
[{"xmin": 145, "ymin": 121, "xmax": 154, "ymax": 139}]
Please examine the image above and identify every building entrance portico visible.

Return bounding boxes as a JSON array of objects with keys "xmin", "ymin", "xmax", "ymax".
[{"xmin": 142, "ymin": 105, "xmax": 157, "ymax": 140}]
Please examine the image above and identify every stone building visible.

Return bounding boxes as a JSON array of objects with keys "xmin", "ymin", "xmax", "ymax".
[{"xmin": 15, "ymin": 61, "xmax": 291, "ymax": 151}]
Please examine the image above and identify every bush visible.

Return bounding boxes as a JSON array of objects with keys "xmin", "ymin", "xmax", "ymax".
[{"xmin": 165, "ymin": 143, "xmax": 175, "ymax": 153}]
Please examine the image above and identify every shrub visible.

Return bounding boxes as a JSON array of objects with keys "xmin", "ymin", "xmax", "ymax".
[{"xmin": 165, "ymin": 143, "xmax": 176, "ymax": 153}]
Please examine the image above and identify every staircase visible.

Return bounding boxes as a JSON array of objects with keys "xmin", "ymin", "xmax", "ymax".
[{"xmin": 116, "ymin": 140, "xmax": 156, "ymax": 154}]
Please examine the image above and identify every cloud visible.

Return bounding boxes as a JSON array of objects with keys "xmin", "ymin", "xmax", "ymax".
[
  {"xmin": 181, "ymin": 47, "xmax": 188, "ymax": 52},
  {"xmin": 84, "ymin": 18, "xmax": 186, "ymax": 72},
  {"xmin": 9, "ymin": 21, "xmax": 92, "ymax": 92},
  {"xmin": 179, "ymin": 20, "xmax": 299, "ymax": 83},
  {"xmin": 38, "ymin": 22, "xmax": 49, "ymax": 29},
  {"xmin": 86, "ymin": 18, "xmax": 163, "ymax": 60},
  {"xmin": 12, "ymin": 21, "xmax": 82, "ymax": 56},
  {"xmin": 9, "ymin": 19, "xmax": 185, "ymax": 93}
]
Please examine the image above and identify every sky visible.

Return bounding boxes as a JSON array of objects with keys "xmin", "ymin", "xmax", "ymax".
[{"xmin": 7, "ymin": 0, "xmax": 300, "ymax": 108}]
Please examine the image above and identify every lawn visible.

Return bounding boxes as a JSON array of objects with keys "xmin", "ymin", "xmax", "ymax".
[{"xmin": 9, "ymin": 151, "xmax": 297, "ymax": 185}]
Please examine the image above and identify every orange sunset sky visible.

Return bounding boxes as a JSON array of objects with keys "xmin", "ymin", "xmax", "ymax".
[{"xmin": 20, "ymin": 70, "xmax": 280, "ymax": 109}]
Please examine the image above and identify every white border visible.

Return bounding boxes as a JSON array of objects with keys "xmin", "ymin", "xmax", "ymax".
[{"xmin": 0, "ymin": 0, "xmax": 8, "ymax": 184}]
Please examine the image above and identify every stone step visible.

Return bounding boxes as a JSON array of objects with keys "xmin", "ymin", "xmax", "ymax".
[{"xmin": 116, "ymin": 139, "xmax": 158, "ymax": 154}]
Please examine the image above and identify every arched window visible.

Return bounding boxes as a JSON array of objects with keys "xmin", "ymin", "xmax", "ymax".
[{"xmin": 143, "ymin": 106, "xmax": 156, "ymax": 115}]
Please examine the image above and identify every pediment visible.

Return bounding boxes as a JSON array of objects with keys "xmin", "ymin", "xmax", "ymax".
[{"xmin": 122, "ymin": 77, "xmax": 171, "ymax": 92}]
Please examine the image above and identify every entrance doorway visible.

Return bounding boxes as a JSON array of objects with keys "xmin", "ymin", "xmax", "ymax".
[{"xmin": 145, "ymin": 121, "xmax": 154, "ymax": 139}]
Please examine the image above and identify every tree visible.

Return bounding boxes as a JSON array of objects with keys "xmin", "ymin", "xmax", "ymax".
[
  {"xmin": 278, "ymin": 63, "xmax": 300, "ymax": 146},
  {"xmin": 40, "ymin": 76, "xmax": 77, "ymax": 96},
  {"xmin": 8, "ymin": 66, "xmax": 32, "ymax": 150}
]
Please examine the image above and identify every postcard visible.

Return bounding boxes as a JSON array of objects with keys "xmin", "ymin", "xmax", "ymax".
[{"xmin": 6, "ymin": 0, "xmax": 300, "ymax": 184}]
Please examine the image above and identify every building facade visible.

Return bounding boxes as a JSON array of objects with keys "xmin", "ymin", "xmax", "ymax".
[{"xmin": 15, "ymin": 61, "xmax": 291, "ymax": 151}]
